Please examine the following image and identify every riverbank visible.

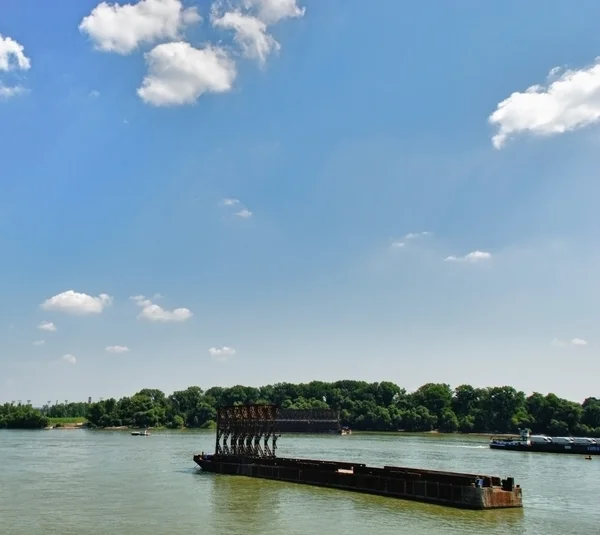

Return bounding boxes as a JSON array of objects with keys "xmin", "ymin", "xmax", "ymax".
[{"xmin": 45, "ymin": 417, "xmax": 88, "ymax": 429}]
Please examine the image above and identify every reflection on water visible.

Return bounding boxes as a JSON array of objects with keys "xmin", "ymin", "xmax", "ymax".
[
  {"xmin": 199, "ymin": 467, "xmax": 524, "ymax": 532},
  {"xmin": 0, "ymin": 430, "xmax": 598, "ymax": 535},
  {"xmin": 206, "ymin": 473, "xmax": 284, "ymax": 532}
]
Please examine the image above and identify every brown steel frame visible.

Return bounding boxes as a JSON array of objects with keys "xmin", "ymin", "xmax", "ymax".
[{"xmin": 215, "ymin": 404, "xmax": 278, "ymax": 458}]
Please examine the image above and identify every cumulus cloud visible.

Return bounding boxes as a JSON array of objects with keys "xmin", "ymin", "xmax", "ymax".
[
  {"xmin": 79, "ymin": 0, "xmax": 201, "ymax": 54},
  {"xmin": 137, "ymin": 42, "xmax": 236, "ymax": 106},
  {"xmin": 489, "ymin": 59, "xmax": 600, "ymax": 148},
  {"xmin": 131, "ymin": 294, "xmax": 192, "ymax": 322},
  {"xmin": 218, "ymin": 198, "xmax": 253, "ymax": 218},
  {"xmin": 79, "ymin": 0, "xmax": 304, "ymax": 107},
  {"xmin": 390, "ymin": 241, "xmax": 405, "ymax": 249},
  {"xmin": 209, "ymin": 346, "xmax": 236, "ymax": 360},
  {"xmin": 404, "ymin": 231, "xmax": 432, "ymax": 240},
  {"xmin": 242, "ymin": 0, "xmax": 305, "ymax": 25},
  {"xmin": 444, "ymin": 251, "xmax": 491, "ymax": 263},
  {"xmin": 219, "ymin": 197, "xmax": 240, "ymax": 206},
  {"xmin": 0, "ymin": 85, "xmax": 26, "ymax": 99},
  {"xmin": 41, "ymin": 291, "xmax": 113, "ymax": 315},
  {"xmin": 62, "ymin": 354, "xmax": 77, "ymax": 365},
  {"xmin": 105, "ymin": 345, "xmax": 130, "ymax": 353},
  {"xmin": 212, "ymin": 10, "xmax": 280, "ymax": 66},
  {"xmin": 235, "ymin": 208, "xmax": 253, "ymax": 218},
  {"xmin": 210, "ymin": 0, "xmax": 305, "ymax": 66},
  {"xmin": 37, "ymin": 320, "xmax": 57, "ymax": 332},
  {"xmin": 551, "ymin": 337, "xmax": 588, "ymax": 347},
  {"xmin": 0, "ymin": 34, "xmax": 31, "ymax": 98},
  {"xmin": 33, "ymin": 340, "xmax": 45, "ymax": 346},
  {"xmin": 0, "ymin": 35, "xmax": 31, "ymax": 71}
]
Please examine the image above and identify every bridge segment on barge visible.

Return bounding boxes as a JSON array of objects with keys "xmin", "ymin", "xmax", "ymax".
[{"xmin": 194, "ymin": 404, "xmax": 523, "ymax": 510}]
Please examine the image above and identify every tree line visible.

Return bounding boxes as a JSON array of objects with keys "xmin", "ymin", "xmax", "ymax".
[
  {"xmin": 3, "ymin": 381, "xmax": 600, "ymax": 436},
  {"xmin": 0, "ymin": 403, "xmax": 50, "ymax": 429}
]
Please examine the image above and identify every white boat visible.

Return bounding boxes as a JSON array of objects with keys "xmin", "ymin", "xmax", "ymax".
[{"xmin": 131, "ymin": 429, "xmax": 150, "ymax": 436}]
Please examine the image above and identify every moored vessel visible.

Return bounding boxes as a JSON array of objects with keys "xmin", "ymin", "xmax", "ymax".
[
  {"xmin": 193, "ymin": 404, "xmax": 523, "ymax": 510},
  {"xmin": 490, "ymin": 429, "xmax": 600, "ymax": 455}
]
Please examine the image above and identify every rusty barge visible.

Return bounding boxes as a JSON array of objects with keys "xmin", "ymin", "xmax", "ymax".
[{"xmin": 193, "ymin": 404, "xmax": 523, "ymax": 510}]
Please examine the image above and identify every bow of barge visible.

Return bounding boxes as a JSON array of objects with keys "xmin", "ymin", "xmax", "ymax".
[{"xmin": 193, "ymin": 404, "xmax": 523, "ymax": 510}]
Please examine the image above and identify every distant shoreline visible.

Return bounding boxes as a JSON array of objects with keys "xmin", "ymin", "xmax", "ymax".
[{"xmin": 41, "ymin": 423, "xmax": 512, "ymax": 439}]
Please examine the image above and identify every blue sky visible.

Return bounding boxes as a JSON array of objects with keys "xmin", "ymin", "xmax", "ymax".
[{"xmin": 1, "ymin": 0, "xmax": 600, "ymax": 405}]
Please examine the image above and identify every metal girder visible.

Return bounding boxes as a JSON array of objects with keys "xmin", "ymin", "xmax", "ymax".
[{"xmin": 215, "ymin": 404, "xmax": 278, "ymax": 458}]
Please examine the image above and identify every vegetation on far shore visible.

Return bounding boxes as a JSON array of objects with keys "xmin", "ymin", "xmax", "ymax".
[
  {"xmin": 0, "ymin": 403, "xmax": 50, "ymax": 429},
  {"xmin": 3, "ymin": 381, "xmax": 600, "ymax": 436},
  {"xmin": 48, "ymin": 417, "xmax": 87, "ymax": 425}
]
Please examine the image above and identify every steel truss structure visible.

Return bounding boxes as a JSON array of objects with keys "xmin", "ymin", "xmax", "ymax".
[{"xmin": 215, "ymin": 404, "xmax": 278, "ymax": 458}]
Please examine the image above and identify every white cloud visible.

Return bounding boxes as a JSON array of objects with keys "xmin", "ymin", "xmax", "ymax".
[
  {"xmin": 33, "ymin": 340, "xmax": 45, "ymax": 346},
  {"xmin": 89, "ymin": 90, "xmax": 100, "ymax": 98},
  {"xmin": 105, "ymin": 345, "xmax": 130, "ymax": 353},
  {"xmin": 444, "ymin": 251, "xmax": 491, "ymax": 263},
  {"xmin": 37, "ymin": 321, "xmax": 57, "ymax": 332},
  {"xmin": 212, "ymin": 10, "xmax": 280, "ymax": 66},
  {"xmin": 79, "ymin": 0, "xmax": 201, "ymax": 54},
  {"xmin": 0, "ymin": 85, "xmax": 26, "ymax": 99},
  {"xmin": 551, "ymin": 337, "xmax": 588, "ymax": 347},
  {"xmin": 0, "ymin": 34, "xmax": 31, "ymax": 71},
  {"xmin": 390, "ymin": 241, "xmax": 405, "ymax": 249},
  {"xmin": 0, "ymin": 34, "xmax": 31, "ymax": 99},
  {"xmin": 219, "ymin": 197, "xmax": 240, "ymax": 206},
  {"xmin": 219, "ymin": 198, "xmax": 253, "ymax": 218},
  {"xmin": 404, "ymin": 231, "xmax": 432, "ymax": 239},
  {"xmin": 41, "ymin": 290, "xmax": 113, "ymax": 315},
  {"xmin": 137, "ymin": 42, "xmax": 236, "ymax": 106},
  {"xmin": 132, "ymin": 294, "xmax": 192, "ymax": 322},
  {"xmin": 243, "ymin": 0, "xmax": 305, "ymax": 25},
  {"xmin": 236, "ymin": 208, "xmax": 253, "ymax": 218},
  {"xmin": 62, "ymin": 354, "xmax": 77, "ymax": 365},
  {"xmin": 209, "ymin": 346, "xmax": 236, "ymax": 360},
  {"xmin": 489, "ymin": 59, "xmax": 600, "ymax": 148}
]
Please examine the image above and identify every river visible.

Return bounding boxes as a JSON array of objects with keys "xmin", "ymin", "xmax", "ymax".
[{"xmin": 0, "ymin": 429, "xmax": 598, "ymax": 534}]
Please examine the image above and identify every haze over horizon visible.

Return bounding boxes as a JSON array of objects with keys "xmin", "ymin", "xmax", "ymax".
[{"xmin": 1, "ymin": 0, "xmax": 599, "ymax": 406}]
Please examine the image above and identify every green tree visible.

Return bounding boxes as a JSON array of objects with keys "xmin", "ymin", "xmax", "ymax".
[{"xmin": 21, "ymin": 380, "xmax": 596, "ymax": 436}]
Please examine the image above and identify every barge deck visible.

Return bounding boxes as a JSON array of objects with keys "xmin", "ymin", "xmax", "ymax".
[{"xmin": 193, "ymin": 453, "xmax": 522, "ymax": 510}]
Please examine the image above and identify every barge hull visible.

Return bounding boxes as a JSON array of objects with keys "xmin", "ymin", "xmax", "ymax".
[{"xmin": 193, "ymin": 455, "xmax": 522, "ymax": 510}]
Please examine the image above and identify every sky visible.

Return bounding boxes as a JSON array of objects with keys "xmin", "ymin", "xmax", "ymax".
[{"xmin": 1, "ymin": 0, "xmax": 600, "ymax": 405}]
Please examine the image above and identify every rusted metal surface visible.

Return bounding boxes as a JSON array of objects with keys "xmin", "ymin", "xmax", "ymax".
[
  {"xmin": 215, "ymin": 404, "xmax": 278, "ymax": 458},
  {"xmin": 382, "ymin": 466, "xmax": 501, "ymax": 487},
  {"xmin": 193, "ymin": 454, "xmax": 523, "ymax": 510},
  {"xmin": 276, "ymin": 408, "xmax": 341, "ymax": 433},
  {"xmin": 199, "ymin": 403, "xmax": 523, "ymax": 510}
]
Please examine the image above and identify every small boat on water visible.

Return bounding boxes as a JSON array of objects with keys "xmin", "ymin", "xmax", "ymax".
[{"xmin": 131, "ymin": 429, "xmax": 150, "ymax": 436}]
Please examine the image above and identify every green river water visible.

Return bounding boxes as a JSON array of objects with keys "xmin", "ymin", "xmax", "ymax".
[{"xmin": 0, "ymin": 429, "xmax": 598, "ymax": 534}]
